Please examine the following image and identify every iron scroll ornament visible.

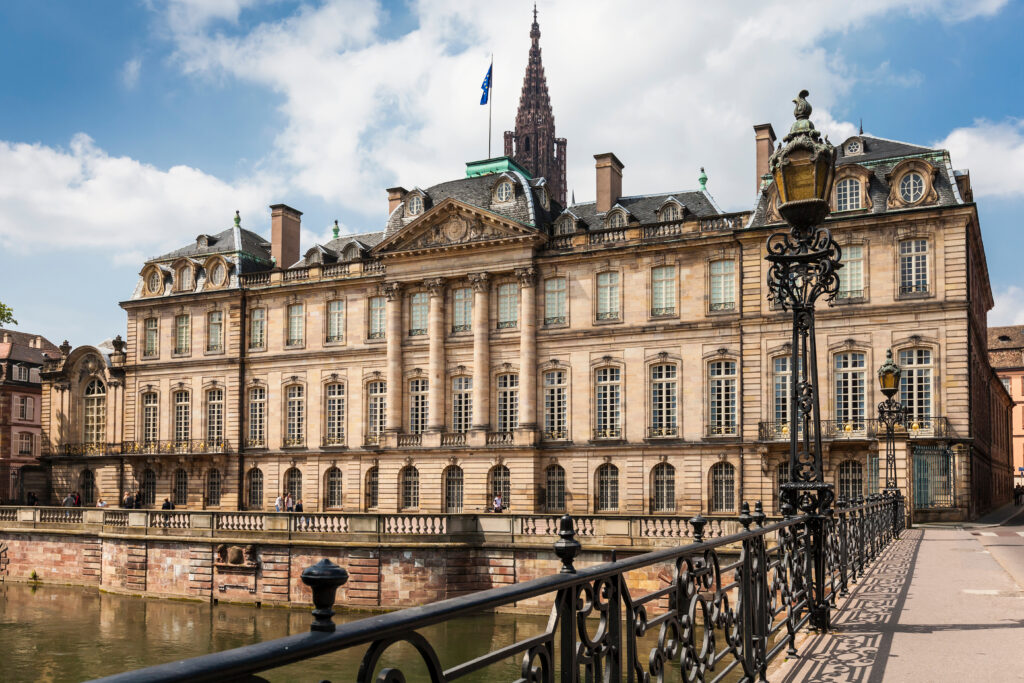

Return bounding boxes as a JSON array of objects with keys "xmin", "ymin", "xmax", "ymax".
[{"xmin": 765, "ymin": 226, "xmax": 843, "ymax": 313}]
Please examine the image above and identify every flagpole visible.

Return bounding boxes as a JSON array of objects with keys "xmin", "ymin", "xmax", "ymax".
[{"xmin": 488, "ymin": 55, "xmax": 493, "ymax": 158}]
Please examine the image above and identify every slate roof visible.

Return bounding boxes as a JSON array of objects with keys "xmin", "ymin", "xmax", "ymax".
[
  {"xmin": 562, "ymin": 190, "xmax": 721, "ymax": 230},
  {"xmin": 154, "ymin": 226, "xmax": 271, "ymax": 263},
  {"xmin": 988, "ymin": 325, "xmax": 1024, "ymax": 369},
  {"xmin": 295, "ymin": 231, "xmax": 386, "ymax": 267},
  {"xmin": 0, "ymin": 328, "xmax": 60, "ymax": 364}
]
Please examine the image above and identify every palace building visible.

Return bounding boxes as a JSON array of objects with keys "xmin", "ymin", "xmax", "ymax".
[{"xmin": 38, "ymin": 14, "xmax": 1012, "ymax": 521}]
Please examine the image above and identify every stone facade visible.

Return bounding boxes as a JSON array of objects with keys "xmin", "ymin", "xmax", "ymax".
[{"xmin": 988, "ymin": 325, "xmax": 1024, "ymax": 486}]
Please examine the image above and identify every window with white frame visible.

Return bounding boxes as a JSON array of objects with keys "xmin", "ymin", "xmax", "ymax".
[
  {"xmin": 18, "ymin": 432, "xmax": 33, "ymax": 456},
  {"xmin": 400, "ymin": 466, "xmax": 419, "ymax": 509},
  {"xmin": 325, "ymin": 383, "xmax": 345, "ymax": 445},
  {"xmin": 287, "ymin": 303, "xmax": 305, "ymax": 346},
  {"xmin": 174, "ymin": 314, "xmax": 191, "ymax": 354},
  {"xmin": 838, "ymin": 460, "xmax": 864, "ymax": 502},
  {"xmin": 327, "ymin": 300, "xmax": 345, "ymax": 343},
  {"xmin": 835, "ymin": 178, "xmax": 861, "ymax": 212},
  {"xmin": 409, "ymin": 378, "xmax": 428, "ymax": 434},
  {"xmin": 651, "ymin": 265, "xmax": 676, "ymax": 316},
  {"xmin": 596, "ymin": 271, "xmax": 620, "ymax": 320},
  {"xmin": 497, "ymin": 283, "xmax": 519, "ymax": 329},
  {"xmin": 144, "ymin": 317, "xmax": 159, "ymax": 357},
  {"xmin": 325, "ymin": 467, "xmax": 343, "ymax": 508},
  {"xmin": 143, "ymin": 392, "xmax": 158, "ymax": 443},
  {"xmin": 452, "ymin": 287, "xmax": 472, "ymax": 332},
  {"xmin": 207, "ymin": 311, "xmax": 223, "ymax": 352},
  {"xmin": 496, "ymin": 374, "xmax": 519, "ymax": 432},
  {"xmin": 544, "ymin": 277, "xmax": 566, "ymax": 325},
  {"xmin": 364, "ymin": 467, "xmax": 379, "ymax": 509},
  {"xmin": 496, "ymin": 180, "xmax": 513, "ymax": 202},
  {"xmin": 490, "ymin": 465, "xmax": 510, "ymax": 507},
  {"xmin": 368, "ymin": 296, "xmax": 386, "ymax": 339},
  {"xmin": 710, "ymin": 260, "xmax": 736, "ymax": 311},
  {"xmin": 178, "ymin": 265, "xmax": 193, "ymax": 291},
  {"xmin": 661, "ymin": 203, "xmax": 681, "ymax": 222},
  {"xmin": 249, "ymin": 309, "xmax": 266, "ymax": 349},
  {"xmin": 652, "ymin": 462, "xmax": 675, "ymax": 512},
  {"xmin": 14, "ymin": 365, "xmax": 29, "ymax": 382},
  {"xmin": 899, "ymin": 239, "xmax": 929, "ymax": 295},
  {"xmin": 597, "ymin": 463, "xmax": 619, "ymax": 511},
  {"xmin": 83, "ymin": 380, "xmax": 106, "ymax": 445},
  {"xmin": 543, "ymin": 370, "xmax": 567, "ymax": 439},
  {"xmin": 595, "ymin": 367, "xmax": 622, "ymax": 438},
  {"xmin": 248, "ymin": 387, "xmax": 266, "ymax": 447},
  {"xmin": 452, "ymin": 377, "xmax": 472, "ymax": 433},
  {"xmin": 711, "ymin": 462, "xmax": 736, "ymax": 512},
  {"xmin": 899, "ymin": 172, "xmax": 925, "ymax": 204},
  {"xmin": 409, "ymin": 292, "xmax": 428, "ymax": 336},
  {"xmin": 147, "ymin": 269, "xmax": 162, "ymax": 295},
  {"xmin": 17, "ymin": 396, "xmax": 33, "ymax": 421},
  {"xmin": 834, "ymin": 352, "xmax": 866, "ymax": 429},
  {"xmin": 285, "ymin": 385, "xmax": 305, "ymax": 446},
  {"xmin": 899, "ymin": 348, "xmax": 933, "ymax": 422},
  {"xmin": 556, "ymin": 217, "xmax": 574, "ymax": 235},
  {"xmin": 708, "ymin": 361, "xmax": 737, "ymax": 435},
  {"xmin": 173, "ymin": 390, "xmax": 190, "ymax": 443},
  {"xmin": 650, "ymin": 364, "xmax": 678, "ymax": 437},
  {"xmin": 608, "ymin": 211, "xmax": 626, "ymax": 229},
  {"xmin": 206, "ymin": 388, "xmax": 223, "ymax": 444},
  {"xmin": 545, "ymin": 465, "xmax": 566, "ymax": 511},
  {"xmin": 838, "ymin": 245, "xmax": 864, "ymax": 299},
  {"xmin": 773, "ymin": 356, "xmax": 795, "ymax": 435},
  {"xmin": 367, "ymin": 381, "xmax": 386, "ymax": 442},
  {"xmin": 444, "ymin": 466, "xmax": 463, "ymax": 513},
  {"xmin": 407, "ymin": 195, "xmax": 424, "ymax": 216}
]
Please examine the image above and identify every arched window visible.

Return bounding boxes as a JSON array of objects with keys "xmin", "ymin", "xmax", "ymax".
[
  {"xmin": 246, "ymin": 468, "xmax": 263, "ymax": 509},
  {"xmin": 407, "ymin": 195, "xmax": 423, "ymax": 216},
  {"xmin": 400, "ymin": 466, "xmax": 419, "ymax": 510},
  {"xmin": 365, "ymin": 466, "xmax": 379, "ymax": 509},
  {"xmin": 596, "ymin": 463, "xmax": 619, "ymax": 511},
  {"xmin": 325, "ymin": 467, "xmax": 343, "ymax": 508},
  {"xmin": 207, "ymin": 469, "xmax": 221, "ymax": 507},
  {"xmin": 140, "ymin": 471, "xmax": 155, "ymax": 507},
  {"xmin": 899, "ymin": 172, "xmax": 924, "ymax": 204},
  {"xmin": 608, "ymin": 211, "xmax": 626, "ymax": 229},
  {"xmin": 835, "ymin": 178, "xmax": 861, "ymax": 212},
  {"xmin": 660, "ymin": 203, "xmax": 681, "ymax": 222},
  {"xmin": 652, "ymin": 463, "xmax": 675, "ymax": 513},
  {"xmin": 495, "ymin": 180, "xmax": 513, "ymax": 202},
  {"xmin": 83, "ymin": 379, "xmax": 106, "ymax": 445},
  {"xmin": 710, "ymin": 462, "xmax": 735, "ymax": 512},
  {"xmin": 545, "ymin": 465, "xmax": 566, "ymax": 512},
  {"xmin": 80, "ymin": 470, "xmax": 96, "ymax": 506},
  {"xmin": 444, "ymin": 466, "xmax": 464, "ymax": 513},
  {"xmin": 285, "ymin": 467, "xmax": 302, "ymax": 503},
  {"xmin": 173, "ymin": 469, "xmax": 188, "ymax": 506},
  {"xmin": 178, "ymin": 265, "xmax": 193, "ymax": 291},
  {"xmin": 489, "ymin": 465, "xmax": 510, "ymax": 508},
  {"xmin": 838, "ymin": 460, "xmax": 864, "ymax": 502}
]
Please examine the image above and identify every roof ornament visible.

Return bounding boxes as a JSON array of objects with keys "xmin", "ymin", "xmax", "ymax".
[
  {"xmin": 859, "ymin": 118, "xmax": 864, "ymax": 135},
  {"xmin": 234, "ymin": 210, "xmax": 241, "ymax": 227},
  {"xmin": 332, "ymin": 220, "xmax": 340, "ymax": 239},
  {"xmin": 698, "ymin": 167, "xmax": 708, "ymax": 191}
]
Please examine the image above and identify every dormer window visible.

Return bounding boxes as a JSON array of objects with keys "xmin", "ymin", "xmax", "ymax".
[
  {"xmin": 608, "ymin": 211, "xmax": 626, "ymax": 229},
  {"xmin": 845, "ymin": 140, "xmax": 862, "ymax": 156},
  {"xmin": 496, "ymin": 181, "xmax": 513, "ymax": 202},
  {"xmin": 835, "ymin": 178, "xmax": 861, "ymax": 212},
  {"xmin": 556, "ymin": 217, "xmax": 575, "ymax": 235},
  {"xmin": 209, "ymin": 262, "xmax": 226, "ymax": 287},
  {"xmin": 146, "ymin": 270, "xmax": 162, "ymax": 295},
  {"xmin": 537, "ymin": 189, "xmax": 550, "ymax": 211},
  {"xmin": 178, "ymin": 265, "xmax": 193, "ymax": 291},
  {"xmin": 899, "ymin": 172, "xmax": 925, "ymax": 204},
  {"xmin": 407, "ymin": 195, "xmax": 424, "ymax": 216},
  {"xmin": 660, "ymin": 204, "xmax": 681, "ymax": 222},
  {"xmin": 343, "ymin": 244, "xmax": 361, "ymax": 261}
]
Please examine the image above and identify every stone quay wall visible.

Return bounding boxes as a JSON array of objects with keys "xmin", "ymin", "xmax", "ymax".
[{"xmin": 0, "ymin": 507, "xmax": 743, "ymax": 611}]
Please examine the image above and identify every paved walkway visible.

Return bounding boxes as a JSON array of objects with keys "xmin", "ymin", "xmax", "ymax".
[{"xmin": 774, "ymin": 506, "xmax": 1024, "ymax": 682}]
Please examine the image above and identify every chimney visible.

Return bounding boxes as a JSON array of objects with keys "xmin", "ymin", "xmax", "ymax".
[
  {"xmin": 269, "ymin": 204, "xmax": 302, "ymax": 269},
  {"xmin": 753, "ymin": 124, "xmax": 777, "ymax": 194},
  {"xmin": 594, "ymin": 153, "xmax": 624, "ymax": 214},
  {"xmin": 387, "ymin": 187, "xmax": 407, "ymax": 217}
]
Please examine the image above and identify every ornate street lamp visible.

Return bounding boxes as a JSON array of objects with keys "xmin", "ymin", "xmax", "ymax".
[
  {"xmin": 877, "ymin": 349, "xmax": 908, "ymax": 532},
  {"xmin": 766, "ymin": 90, "xmax": 840, "ymax": 630}
]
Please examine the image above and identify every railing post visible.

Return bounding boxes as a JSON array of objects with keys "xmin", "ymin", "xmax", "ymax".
[
  {"xmin": 300, "ymin": 559, "xmax": 349, "ymax": 632},
  {"xmin": 837, "ymin": 497, "xmax": 849, "ymax": 596},
  {"xmin": 553, "ymin": 515, "xmax": 580, "ymax": 683}
]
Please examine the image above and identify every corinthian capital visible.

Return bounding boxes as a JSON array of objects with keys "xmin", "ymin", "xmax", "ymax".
[
  {"xmin": 468, "ymin": 272, "xmax": 490, "ymax": 292},
  {"xmin": 424, "ymin": 277, "xmax": 446, "ymax": 297},
  {"xmin": 380, "ymin": 282, "xmax": 403, "ymax": 301},
  {"xmin": 515, "ymin": 267, "xmax": 537, "ymax": 287}
]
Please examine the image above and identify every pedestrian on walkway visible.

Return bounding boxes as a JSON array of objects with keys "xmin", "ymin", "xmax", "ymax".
[
  {"xmin": 274, "ymin": 493, "xmax": 284, "ymax": 512},
  {"xmin": 285, "ymin": 493, "xmax": 294, "ymax": 512}
]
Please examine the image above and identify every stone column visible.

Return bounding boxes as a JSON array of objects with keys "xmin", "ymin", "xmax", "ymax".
[
  {"xmin": 382, "ymin": 282, "xmax": 403, "ymax": 434},
  {"xmin": 469, "ymin": 273, "xmax": 490, "ymax": 432},
  {"xmin": 516, "ymin": 267, "xmax": 538, "ymax": 430},
  {"xmin": 425, "ymin": 278, "xmax": 446, "ymax": 433}
]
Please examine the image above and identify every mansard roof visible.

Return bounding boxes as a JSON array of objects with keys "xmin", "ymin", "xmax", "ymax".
[
  {"xmin": 565, "ymin": 190, "xmax": 720, "ymax": 230},
  {"xmin": 294, "ymin": 231, "xmax": 385, "ymax": 266},
  {"xmin": 154, "ymin": 225, "xmax": 271, "ymax": 263}
]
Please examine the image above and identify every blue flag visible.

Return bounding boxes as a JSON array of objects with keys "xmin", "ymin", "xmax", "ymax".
[{"xmin": 480, "ymin": 63, "xmax": 492, "ymax": 105}]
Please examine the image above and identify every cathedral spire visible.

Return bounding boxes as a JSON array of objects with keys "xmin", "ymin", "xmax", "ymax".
[{"xmin": 504, "ymin": 5, "xmax": 567, "ymax": 205}]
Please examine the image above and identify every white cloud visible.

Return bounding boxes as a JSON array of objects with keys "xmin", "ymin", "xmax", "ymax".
[
  {"xmin": 934, "ymin": 119, "xmax": 1024, "ymax": 198},
  {"xmin": 991, "ymin": 285, "xmax": 1024, "ymax": 326},
  {"xmin": 120, "ymin": 57, "xmax": 142, "ymax": 89}
]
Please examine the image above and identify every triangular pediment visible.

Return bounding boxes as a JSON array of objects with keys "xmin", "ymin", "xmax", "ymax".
[{"xmin": 372, "ymin": 198, "xmax": 541, "ymax": 256}]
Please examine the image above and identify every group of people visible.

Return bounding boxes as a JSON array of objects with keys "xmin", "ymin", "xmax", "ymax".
[
  {"xmin": 274, "ymin": 492, "xmax": 303, "ymax": 512},
  {"xmin": 1014, "ymin": 484, "xmax": 1024, "ymax": 506}
]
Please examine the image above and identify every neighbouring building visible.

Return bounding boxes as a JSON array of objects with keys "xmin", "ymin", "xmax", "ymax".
[
  {"xmin": 0, "ymin": 328, "xmax": 60, "ymax": 502},
  {"xmin": 988, "ymin": 325, "xmax": 1024, "ymax": 486},
  {"xmin": 37, "ymin": 14, "xmax": 1012, "ymax": 521}
]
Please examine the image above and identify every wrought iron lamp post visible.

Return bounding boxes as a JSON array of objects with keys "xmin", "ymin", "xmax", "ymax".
[
  {"xmin": 877, "ymin": 349, "xmax": 908, "ymax": 534},
  {"xmin": 766, "ymin": 90, "xmax": 840, "ymax": 630}
]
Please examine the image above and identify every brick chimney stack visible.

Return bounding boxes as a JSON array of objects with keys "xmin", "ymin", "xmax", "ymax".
[
  {"xmin": 594, "ymin": 153, "xmax": 624, "ymax": 214},
  {"xmin": 753, "ymin": 124, "xmax": 777, "ymax": 194},
  {"xmin": 270, "ymin": 204, "xmax": 302, "ymax": 269},
  {"xmin": 386, "ymin": 187, "xmax": 407, "ymax": 217}
]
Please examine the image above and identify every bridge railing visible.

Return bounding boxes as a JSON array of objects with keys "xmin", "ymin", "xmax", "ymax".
[{"xmin": 86, "ymin": 495, "xmax": 903, "ymax": 683}]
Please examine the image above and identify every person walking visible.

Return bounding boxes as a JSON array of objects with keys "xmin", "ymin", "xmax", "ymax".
[
  {"xmin": 274, "ymin": 493, "xmax": 284, "ymax": 512},
  {"xmin": 62, "ymin": 492, "xmax": 74, "ymax": 507},
  {"xmin": 285, "ymin": 493, "xmax": 294, "ymax": 512}
]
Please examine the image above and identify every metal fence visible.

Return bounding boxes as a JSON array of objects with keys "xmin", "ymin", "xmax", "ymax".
[{"xmin": 913, "ymin": 445, "xmax": 956, "ymax": 509}]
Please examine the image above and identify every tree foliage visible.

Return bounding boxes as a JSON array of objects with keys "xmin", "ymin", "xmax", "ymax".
[{"xmin": 0, "ymin": 301, "xmax": 16, "ymax": 326}]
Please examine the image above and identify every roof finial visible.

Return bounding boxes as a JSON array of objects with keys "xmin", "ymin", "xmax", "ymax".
[
  {"xmin": 234, "ymin": 210, "xmax": 241, "ymax": 227},
  {"xmin": 571, "ymin": 189, "xmax": 575, "ymax": 206},
  {"xmin": 859, "ymin": 117, "xmax": 864, "ymax": 135},
  {"xmin": 533, "ymin": 2, "xmax": 538, "ymax": 24},
  {"xmin": 698, "ymin": 167, "xmax": 708, "ymax": 191},
  {"xmin": 530, "ymin": 2, "xmax": 540, "ymax": 41},
  {"xmin": 332, "ymin": 220, "xmax": 340, "ymax": 239},
  {"xmin": 793, "ymin": 89, "xmax": 811, "ymax": 120}
]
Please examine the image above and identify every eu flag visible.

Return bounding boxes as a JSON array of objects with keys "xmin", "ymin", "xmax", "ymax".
[{"xmin": 480, "ymin": 63, "xmax": 492, "ymax": 105}]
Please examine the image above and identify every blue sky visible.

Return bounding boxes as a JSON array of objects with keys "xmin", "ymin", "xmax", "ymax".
[{"xmin": 1, "ymin": 0, "xmax": 1023, "ymax": 346}]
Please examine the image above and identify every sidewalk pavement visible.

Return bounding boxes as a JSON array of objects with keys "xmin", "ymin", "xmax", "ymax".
[{"xmin": 772, "ymin": 520, "xmax": 1024, "ymax": 682}]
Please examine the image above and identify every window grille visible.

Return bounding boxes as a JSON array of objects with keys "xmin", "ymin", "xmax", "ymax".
[
  {"xmin": 246, "ymin": 468, "xmax": 263, "ymax": 509},
  {"xmin": 80, "ymin": 470, "xmax": 95, "ymax": 506},
  {"xmin": 400, "ymin": 466, "xmax": 419, "ymax": 509},
  {"xmin": 207, "ymin": 469, "xmax": 221, "ymax": 506},
  {"xmin": 139, "ymin": 469, "xmax": 157, "ymax": 507},
  {"xmin": 838, "ymin": 460, "xmax": 864, "ymax": 502},
  {"xmin": 652, "ymin": 462, "xmax": 675, "ymax": 512},
  {"xmin": 285, "ymin": 467, "xmax": 302, "ymax": 502},
  {"xmin": 174, "ymin": 469, "xmax": 188, "ymax": 506},
  {"xmin": 708, "ymin": 361, "xmax": 737, "ymax": 435},
  {"xmin": 365, "ymin": 467, "xmax": 379, "ymax": 509},
  {"xmin": 597, "ymin": 463, "xmax": 619, "ymax": 511},
  {"xmin": 711, "ymin": 462, "xmax": 735, "ymax": 512},
  {"xmin": 490, "ymin": 465, "xmax": 510, "ymax": 507},
  {"xmin": 545, "ymin": 465, "xmax": 566, "ymax": 511},
  {"xmin": 867, "ymin": 455, "xmax": 879, "ymax": 496},
  {"xmin": 913, "ymin": 446, "xmax": 955, "ymax": 508}
]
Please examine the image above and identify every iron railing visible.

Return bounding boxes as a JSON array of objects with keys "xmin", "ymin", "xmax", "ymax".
[
  {"xmin": 759, "ymin": 417, "xmax": 951, "ymax": 442},
  {"xmin": 89, "ymin": 495, "xmax": 903, "ymax": 683},
  {"xmin": 121, "ymin": 439, "xmax": 230, "ymax": 454}
]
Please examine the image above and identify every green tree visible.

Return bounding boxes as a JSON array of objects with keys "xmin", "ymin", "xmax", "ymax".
[{"xmin": 0, "ymin": 301, "xmax": 15, "ymax": 326}]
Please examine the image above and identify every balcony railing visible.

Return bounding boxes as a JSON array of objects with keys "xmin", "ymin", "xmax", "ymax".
[
  {"xmin": 700, "ymin": 212, "xmax": 747, "ymax": 231},
  {"xmin": 321, "ymin": 435, "xmax": 346, "ymax": 448},
  {"xmin": 899, "ymin": 283, "xmax": 929, "ymax": 296},
  {"xmin": 542, "ymin": 428, "xmax": 568, "ymax": 441},
  {"xmin": 759, "ymin": 416, "xmax": 950, "ymax": 441},
  {"xmin": 485, "ymin": 431, "xmax": 514, "ymax": 446},
  {"xmin": 59, "ymin": 442, "xmax": 120, "ymax": 456},
  {"xmin": 239, "ymin": 271, "xmax": 270, "ymax": 286},
  {"xmin": 282, "ymin": 437, "xmax": 305, "ymax": 448},
  {"xmin": 245, "ymin": 437, "xmax": 266, "ymax": 449},
  {"xmin": 592, "ymin": 427, "xmax": 622, "ymax": 440},
  {"xmin": 363, "ymin": 260, "xmax": 386, "ymax": 275},
  {"xmin": 650, "ymin": 306, "xmax": 676, "ymax": 317},
  {"xmin": 121, "ymin": 439, "xmax": 230, "ymax": 455},
  {"xmin": 282, "ymin": 267, "xmax": 310, "ymax": 282},
  {"xmin": 397, "ymin": 433, "xmax": 422, "ymax": 447},
  {"xmin": 647, "ymin": 425, "xmax": 679, "ymax": 438},
  {"xmin": 543, "ymin": 315, "xmax": 565, "ymax": 326},
  {"xmin": 440, "ymin": 432, "xmax": 466, "ymax": 447},
  {"xmin": 363, "ymin": 434, "xmax": 382, "ymax": 447},
  {"xmin": 706, "ymin": 424, "xmax": 738, "ymax": 437},
  {"xmin": 544, "ymin": 235, "xmax": 573, "ymax": 250},
  {"xmin": 642, "ymin": 221, "xmax": 684, "ymax": 239},
  {"xmin": 589, "ymin": 228, "xmax": 627, "ymax": 245},
  {"xmin": 322, "ymin": 263, "xmax": 349, "ymax": 278}
]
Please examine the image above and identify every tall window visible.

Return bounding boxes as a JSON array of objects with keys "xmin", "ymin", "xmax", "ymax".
[
  {"xmin": 287, "ymin": 303, "xmax": 305, "ymax": 346},
  {"xmin": 710, "ymin": 260, "xmax": 736, "ymax": 311},
  {"xmin": 174, "ymin": 391, "xmax": 191, "ymax": 443},
  {"xmin": 544, "ymin": 277, "xmax": 566, "ymax": 325},
  {"xmin": 174, "ymin": 314, "xmax": 191, "ymax": 354},
  {"xmin": 367, "ymin": 381, "xmax": 386, "ymax": 442},
  {"xmin": 140, "ymin": 469, "xmax": 157, "ymax": 507},
  {"xmin": 543, "ymin": 370, "xmax": 567, "ymax": 439},
  {"xmin": 17, "ymin": 396, "xmax": 33, "ymax": 420},
  {"xmin": 452, "ymin": 287, "xmax": 472, "ymax": 332},
  {"xmin": 835, "ymin": 178, "xmax": 861, "ymax": 212},
  {"xmin": 368, "ymin": 296, "xmax": 386, "ymax": 339},
  {"xmin": 708, "ymin": 361, "xmax": 737, "ymax": 435},
  {"xmin": 409, "ymin": 379, "xmax": 429, "ymax": 434},
  {"xmin": 18, "ymin": 433, "xmax": 33, "ymax": 455},
  {"xmin": 711, "ymin": 462, "xmax": 736, "ymax": 512},
  {"xmin": 452, "ymin": 377, "xmax": 472, "ymax": 433},
  {"xmin": 773, "ymin": 356, "xmax": 793, "ymax": 429},
  {"xmin": 325, "ymin": 467, "xmax": 343, "ymax": 508},
  {"xmin": 497, "ymin": 283, "xmax": 519, "ymax": 328},
  {"xmin": 207, "ymin": 469, "xmax": 222, "ymax": 506},
  {"xmin": 834, "ymin": 353, "xmax": 866, "ymax": 428},
  {"xmin": 444, "ymin": 466, "xmax": 464, "ymax": 513},
  {"xmin": 248, "ymin": 387, "xmax": 266, "ymax": 447},
  {"xmin": 174, "ymin": 469, "xmax": 188, "ymax": 506},
  {"xmin": 206, "ymin": 311, "xmax": 223, "ymax": 352},
  {"xmin": 249, "ymin": 309, "xmax": 266, "ymax": 349},
  {"xmin": 595, "ymin": 367, "xmax": 622, "ymax": 438},
  {"xmin": 327, "ymin": 300, "xmax": 345, "ymax": 343},
  {"xmin": 597, "ymin": 463, "xmax": 619, "ymax": 511},
  {"xmin": 246, "ymin": 468, "xmax": 263, "ymax": 509},
  {"xmin": 178, "ymin": 266, "xmax": 193, "ymax": 291},
  {"xmin": 144, "ymin": 318, "xmax": 159, "ymax": 358},
  {"xmin": 899, "ymin": 239, "xmax": 929, "ymax": 295},
  {"xmin": 546, "ymin": 465, "xmax": 566, "ymax": 511},
  {"xmin": 400, "ymin": 466, "xmax": 419, "ymax": 510},
  {"xmin": 325, "ymin": 383, "xmax": 346, "ymax": 446},
  {"xmin": 651, "ymin": 266, "xmax": 676, "ymax": 316},
  {"xmin": 496, "ymin": 374, "xmax": 519, "ymax": 432},
  {"xmin": 365, "ymin": 467, "xmax": 379, "ymax": 509},
  {"xmin": 409, "ymin": 292, "xmax": 428, "ymax": 336},
  {"xmin": 867, "ymin": 455, "xmax": 879, "ymax": 496},
  {"xmin": 652, "ymin": 463, "xmax": 675, "ymax": 513},
  {"xmin": 838, "ymin": 460, "xmax": 864, "ymax": 502},
  {"xmin": 838, "ymin": 245, "xmax": 864, "ymax": 299},
  {"xmin": 285, "ymin": 467, "xmax": 302, "ymax": 502},
  {"xmin": 650, "ymin": 364, "xmax": 678, "ymax": 437},
  {"xmin": 80, "ymin": 470, "xmax": 96, "ymax": 506},
  {"xmin": 899, "ymin": 349, "xmax": 933, "ymax": 422},
  {"xmin": 206, "ymin": 388, "xmax": 223, "ymax": 444},
  {"xmin": 285, "ymin": 385, "xmax": 305, "ymax": 446},
  {"xmin": 490, "ymin": 465, "xmax": 511, "ymax": 507},
  {"xmin": 596, "ymin": 271, "xmax": 620, "ymax": 320}
]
